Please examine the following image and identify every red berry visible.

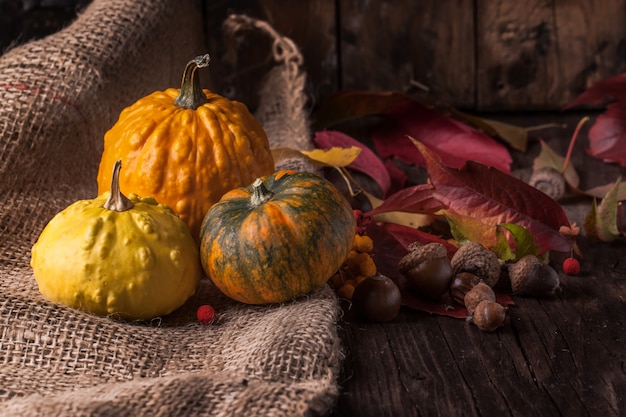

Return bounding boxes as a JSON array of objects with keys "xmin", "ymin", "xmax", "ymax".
[
  {"xmin": 562, "ymin": 257, "xmax": 580, "ymax": 276},
  {"xmin": 196, "ymin": 305, "xmax": 216, "ymax": 325}
]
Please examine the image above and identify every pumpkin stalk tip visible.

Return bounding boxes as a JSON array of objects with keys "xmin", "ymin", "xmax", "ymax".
[
  {"xmin": 103, "ymin": 160, "xmax": 134, "ymax": 212},
  {"xmin": 251, "ymin": 178, "xmax": 274, "ymax": 207},
  {"xmin": 174, "ymin": 54, "xmax": 211, "ymax": 110}
]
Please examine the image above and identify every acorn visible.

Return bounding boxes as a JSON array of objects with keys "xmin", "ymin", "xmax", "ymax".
[
  {"xmin": 507, "ymin": 255, "xmax": 560, "ymax": 297},
  {"xmin": 449, "ymin": 272, "xmax": 481, "ymax": 305},
  {"xmin": 398, "ymin": 242, "xmax": 453, "ymax": 300},
  {"xmin": 450, "ymin": 242, "xmax": 501, "ymax": 287},
  {"xmin": 463, "ymin": 282, "xmax": 495, "ymax": 315},
  {"xmin": 352, "ymin": 274, "xmax": 402, "ymax": 322},
  {"xmin": 472, "ymin": 300, "xmax": 507, "ymax": 332}
]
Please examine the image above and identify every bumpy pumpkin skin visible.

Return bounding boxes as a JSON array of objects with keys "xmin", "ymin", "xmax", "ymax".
[
  {"xmin": 199, "ymin": 170, "xmax": 357, "ymax": 304},
  {"xmin": 97, "ymin": 56, "xmax": 275, "ymax": 241},
  {"xmin": 31, "ymin": 192, "xmax": 201, "ymax": 320}
]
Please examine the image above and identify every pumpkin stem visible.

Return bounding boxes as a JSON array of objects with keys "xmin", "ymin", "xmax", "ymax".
[
  {"xmin": 174, "ymin": 54, "xmax": 210, "ymax": 110},
  {"xmin": 103, "ymin": 160, "xmax": 134, "ymax": 212},
  {"xmin": 250, "ymin": 178, "xmax": 274, "ymax": 207}
]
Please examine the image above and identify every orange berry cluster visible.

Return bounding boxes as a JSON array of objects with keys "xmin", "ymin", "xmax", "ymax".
[{"xmin": 328, "ymin": 234, "xmax": 377, "ymax": 299}]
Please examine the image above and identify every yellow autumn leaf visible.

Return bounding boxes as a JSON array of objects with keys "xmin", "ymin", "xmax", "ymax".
[{"xmin": 301, "ymin": 146, "xmax": 361, "ymax": 167}]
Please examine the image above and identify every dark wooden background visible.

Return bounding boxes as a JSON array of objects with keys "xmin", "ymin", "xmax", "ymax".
[
  {"xmin": 3, "ymin": 0, "xmax": 625, "ymax": 111},
  {"xmin": 204, "ymin": 0, "xmax": 626, "ymax": 111}
]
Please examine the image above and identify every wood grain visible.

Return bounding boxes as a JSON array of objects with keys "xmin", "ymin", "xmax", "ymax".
[
  {"xmin": 476, "ymin": 0, "xmax": 626, "ymax": 110},
  {"xmin": 203, "ymin": 0, "xmax": 336, "ymax": 111},
  {"xmin": 338, "ymin": 0, "xmax": 476, "ymax": 108}
]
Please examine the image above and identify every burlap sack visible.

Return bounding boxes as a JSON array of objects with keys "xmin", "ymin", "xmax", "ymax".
[{"xmin": 0, "ymin": 1, "xmax": 342, "ymax": 416}]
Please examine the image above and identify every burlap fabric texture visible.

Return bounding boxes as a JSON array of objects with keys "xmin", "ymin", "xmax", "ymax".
[{"xmin": 0, "ymin": 1, "xmax": 342, "ymax": 416}]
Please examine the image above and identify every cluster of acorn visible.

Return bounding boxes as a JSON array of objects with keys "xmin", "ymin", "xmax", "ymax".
[
  {"xmin": 398, "ymin": 241, "xmax": 561, "ymax": 331},
  {"xmin": 329, "ymin": 233, "xmax": 563, "ymax": 330}
]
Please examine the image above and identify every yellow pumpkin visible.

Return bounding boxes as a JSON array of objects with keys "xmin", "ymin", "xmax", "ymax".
[
  {"xmin": 31, "ymin": 161, "xmax": 201, "ymax": 320},
  {"xmin": 97, "ymin": 54, "xmax": 275, "ymax": 241}
]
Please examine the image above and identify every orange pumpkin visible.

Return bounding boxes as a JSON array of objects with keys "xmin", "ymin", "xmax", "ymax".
[
  {"xmin": 97, "ymin": 54, "xmax": 275, "ymax": 240},
  {"xmin": 199, "ymin": 170, "xmax": 357, "ymax": 304}
]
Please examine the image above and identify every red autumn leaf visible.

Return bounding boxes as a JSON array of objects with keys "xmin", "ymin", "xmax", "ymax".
[
  {"xmin": 375, "ymin": 221, "xmax": 458, "ymax": 258},
  {"xmin": 414, "ymin": 140, "xmax": 572, "ymax": 254},
  {"xmin": 372, "ymin": 101, "xmax": 513, "ymax": 174},
  {"xmin": 314, "ymin": 130, "xmax": 391, "ymax": 196},
  {"xmin": 384, "ymin": 159, "xmax": 409, "ymax": 195},
  {"xmin": 564, "ymin": 73, "xmax": 626, "ymax": 167},
  {"xmin": 365, "ymin": 183, "xmax": 443, "ymax": 218},
  {"xmin": 311, "ymin": 90, "xmax": 414, "ymax": 130}
]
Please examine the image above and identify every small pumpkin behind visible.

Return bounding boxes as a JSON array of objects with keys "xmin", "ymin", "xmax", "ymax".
[
  {"xmin": 31, "ymin": 160, "xmax": 201, "ymax": 320},
  {"xmin": 199, "ymin": 170, "xmax": 356, "ymax": 304},
  {"xmin": 97, "ymin": 54, "xmax": 275, "ymax": 241}
]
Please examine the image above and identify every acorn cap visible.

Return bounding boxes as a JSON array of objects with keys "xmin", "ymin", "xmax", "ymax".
[
  {"xmin": 398, "ymin": 242, "xmax": 447, "ymax": 273},
  {"xmin": 450, "ymin": 242, "xmax": 501, "ymax": 287}
]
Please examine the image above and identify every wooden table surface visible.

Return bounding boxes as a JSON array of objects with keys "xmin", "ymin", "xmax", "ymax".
[{"xmin": 328, "ymin": 113, "xmax": 626, "ymax": 417}]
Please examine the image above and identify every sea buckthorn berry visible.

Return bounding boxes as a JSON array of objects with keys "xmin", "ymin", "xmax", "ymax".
[
  {"xmin": 328, "ymin": 272, "xmax": 345, "ymax": 290},
  {"xmin": 358, "ymin": 253, "xmax": 377, "ymax": 277},
  {"xmin": 353, "ymin": 234, "xmax": 374, "ymax": 253},
  {"xmin": 337, "ymin": 282, "xmax": 356, "ymax": 300}
]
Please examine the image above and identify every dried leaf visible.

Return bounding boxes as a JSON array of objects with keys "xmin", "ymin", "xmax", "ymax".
[
  {"xmin": 584, "ymin": 177, "xmax": 622, "ymax": 242},
  {"xmin": 533, "ymin": 140, "xmax": 580, "ymax": 189},
  {"xmin": 413, "ymin": 139, "xmax": 573, "ymax": 254},
  {"xmin": 301, "ymin": 146, "xmax": 361, "ymax": 167},
  {"xmin": 311, "ymin": 90, "xmax": 414, "ymax": 130},
  {"xmin": 451, "ymin": 109, "xmax": 529, "ymax": 152},
  {"xmin": 565, "ymin": 74, "xmax": 626, "ymax": 167},
  {"xmin": 373, "ymin": 102, "xmax": 513, "ymax": 174},
  {"xmin": 365, "ymin": 183, "xmax": 443, "ymax": 217},
  {"xmin": 365, "ymin": 191, "xmax": 434, "ymax": 228},
  {"xmin": 580, "ymin": 182, "xmax": 626, "ymax": 201},
  {"xmin": 533, "ymin": 140, "xmax": 626, "ymax": 200},
  {"xmin": 313, "ymin": 130, "xmax": 391, "ymax": 196}
]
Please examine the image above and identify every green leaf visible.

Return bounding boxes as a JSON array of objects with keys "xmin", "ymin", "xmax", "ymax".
[
  {"xmin": 491, "ymin": 226, "xmax": 515, "ymax": 261},
  {"xmin": 501, "ymin": 223, "xmax": 541, "ymax": 260},
  {"xmin": 584, "ymin": 177, "xmax": 622, "ymax": 242}
]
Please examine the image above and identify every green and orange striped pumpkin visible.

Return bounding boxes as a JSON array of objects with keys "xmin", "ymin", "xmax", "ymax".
[{"xmin": 199, "ymin": 170, "xmax": 356, "ymax": 304}]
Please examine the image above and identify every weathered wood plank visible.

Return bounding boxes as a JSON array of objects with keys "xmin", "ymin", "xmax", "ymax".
[
  {"xmin": 338, "ymin": 0, "xmax": 476, "ymax": 108},
  {"xmin": 203, "ymin": 0, "xmax": 337, "ymax": 111},
  {"xmin": 330, "ymin": 113, "xmax": 626, "ymax": 417},
  {"xmin": 333, "ymin": 239, "xmax": 626, "ymax": 417},
  {"xmin": 476, "ymin": 0, "xmax": 626, "ymax": 111}
]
